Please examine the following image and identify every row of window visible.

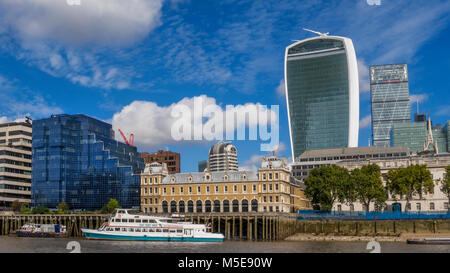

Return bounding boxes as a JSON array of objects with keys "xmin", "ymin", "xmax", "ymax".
[
  {"xmin": 155, "ymin": 199, "xmax": 259, "ymax": 213},
  {"xmin": 298, "ymin": 152, "xmax": 408, "ymax": 162},
  {"xmin": 105, "ymin": 227, "xmax": 185, "ymax": 233},
  {"xmin": 337, "ymin": 202, "xmax": 450, "ymax": 211},
  {"xmin": 142, "ymin": 183, "xmax": 282, "ymax": 195},
  {"xmin": 0, "ymin": 150, "xmax": 31, "ymax": 159}
]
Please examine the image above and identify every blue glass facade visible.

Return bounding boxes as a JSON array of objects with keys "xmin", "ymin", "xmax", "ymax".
[
  {"xmin": 285, "ymin": 37, "xmax": 359, "ymax": 159},
  {"xmin": 31, "ymin": 114, "xmax": 144, "ymax": 210},
  {"xmin": 370, "ymin": 64, "xmax": 411, "ymax": 147}
]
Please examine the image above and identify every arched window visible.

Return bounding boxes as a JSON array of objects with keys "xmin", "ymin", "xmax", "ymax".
[
  {"xmin": 196, "ymin": 200, "xmax": 202, "ymax": 213},
  {"xmin": 232, "ymin": 199, "xmax": 239, "ymax": 212},
  {"xmin": 162, "ymin": 201, "xmax": 168, "ymax": 213},
  {"xmin": 242, "ymin": 199, "xmax": 248, "ymax": 212},
  {"xmin": 205, "ymin": 200, "xmax": 212, "ymax": 212},
  {"xmin": 188, "ymin": 200, "xmax": 194, "ymax": 213},
  {"xmin": 170, "ymin": 201, "xmax": 177, "ymax": 213},
  {"xmin": 214, "ymin": 200, "xmax": 220, "ymax": 212},
  {"xmin": 251, "ymin": 199, "xmax": 258, "ymax": 212},
  {"xmin": 223, "ymin": 200, "xmax": 230, "ymax": 212},
  {"xmin": 179, "ymin": 200, "xmax": 185, "ymax": 213}
]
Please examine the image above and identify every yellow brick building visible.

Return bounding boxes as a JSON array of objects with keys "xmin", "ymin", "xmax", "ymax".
[{"xmin": 140, "ymin": 156, "xmax": 310, "ymax": 214}]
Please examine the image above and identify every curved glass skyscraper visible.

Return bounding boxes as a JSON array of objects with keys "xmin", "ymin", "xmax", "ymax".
[{"xmin": 285, "ymin": 35, "xmax": 359, "ymax": 159}]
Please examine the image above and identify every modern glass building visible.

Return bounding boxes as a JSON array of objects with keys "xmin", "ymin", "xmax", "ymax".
[
  {"xmin": 31, "ymin": 114, "xmax": 144, "ymax": 210},
  {"xmin": 370, "ymin": 64, "xmax": 411, "ymax": 148},
  {"xmin": 285, "ymin": 35, "xmax": 359, "ymax": 159},
  {"xmin": 391, "ymin": 118, "xmax": 449, "ymax": 154}
]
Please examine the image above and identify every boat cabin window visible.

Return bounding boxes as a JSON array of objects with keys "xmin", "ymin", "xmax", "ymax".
[
  {"xmin": 135, "ymin": 228, "xmax": 141, "ymax": 232},
  {"xmin": 169, "ymin": 229, "xmax": 176, "ymax": 233},
  {"xmin": 163, "ymin": 229, "xmax": 169, "ymax": 233},
  {"xmin": 177, "ymin": 230, "xmax": 183, "ymax": 233},
  {"xmin": 121, "ymin": 219, "xmax": 128, "ymax": 223},
  {"xmin": 135, "ymin": 219, "xmax": 141, "ymax": 223},
  {"xmin": 156, "ymin": 229, "xmax": 162, "ymax": 232},
  {"xmin": 142, "ymin": 220, "xmax": 148, "ymax": 223},
  {"xmin": 148, "ymin": 219, "xmax": 157, "ymax": 223},
  {"xmin": 128, "ymin": 228, "xmax": 134, "ymax": 232},
  {"xmin": 129, "ymin": 219, "xmax": 135, "ymax": 223},
  {"xmin": 121, "ymin": 228, "xmax": 127, "ymax": 232},
  {"xmin": 115, "ymin": 228, "xmax": 120, "ymax": 231}
]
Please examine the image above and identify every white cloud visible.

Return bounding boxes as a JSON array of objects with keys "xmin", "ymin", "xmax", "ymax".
[
  {"xmin": 0, "ymin": 117, "xmax": 8, "ymax": 124},
  {"xmin": 410, "ymin": 94, "xmax": 428, "ymax": 104},
  {"xmin": 276, "ymin": 79, "xmax": 285, "ymax": 97},
  {"xmin": 111, "ymin": 95, "xmax": 279, "ymax": 150},
  {"xmin": 358, "ymin": 59, "xmax": 370, "ymax": 93},
  {"xmin": 0, "ymin": 0, "xmax": 163, "ymax": 90},
  {"xmin": 0, "ymin": 0, "xmax": 162, "ymax": 47},
  {"xmin": 359, "ymin": 115, "xmax": 371, "ymax": 129},
  {"xmin": 239, "ymin": 154, "xmax": 264, "ymax": 172},
  {"xmin": 0, "ymin": 74, "xmax": 63, "ymax": 119}
]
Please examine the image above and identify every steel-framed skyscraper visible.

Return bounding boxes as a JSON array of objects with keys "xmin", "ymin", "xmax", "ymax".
[
  {"xmin": 370, "ymin": 64, "xmax": 411, "ymax": 148},
  {"xmin": 285, "ymin": 33, "xmax": 359, "ymax": 160}
]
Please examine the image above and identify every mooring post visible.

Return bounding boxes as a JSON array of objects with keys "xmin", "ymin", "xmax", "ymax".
[
  {"xmin": 254, "ymin": 216, "xmax": 257, "ymax": 241},
  {"xmin": 239, "ymin": 216, "xmax": 243, "ymax": 240}
]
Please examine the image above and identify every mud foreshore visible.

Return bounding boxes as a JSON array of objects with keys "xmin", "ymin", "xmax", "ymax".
[{"xmin": 284, "ymin": 233, "xmax": 450, "ymax": 242}]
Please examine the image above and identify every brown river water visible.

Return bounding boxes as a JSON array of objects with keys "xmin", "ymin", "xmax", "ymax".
[{"xmin": 1, "ymin": 236, "xmax": 450, "ymax": 253}]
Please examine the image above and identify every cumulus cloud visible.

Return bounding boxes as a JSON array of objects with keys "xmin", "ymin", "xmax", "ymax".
[
  {"xmin": 112, "ymin": 95, "xmax": 279, "ymax": 150},
  {"xmin": 0, "ymin": 0, "xmax": 162, "ymax": 47},
  {"xmin": 359, "ymin": 115, "xmax": 371, "ymax": 129},
  {"xmin": 0, "ymin": 0, "xmax": 163, "ymax": 90},
  {"xmin": 239, "ymin": 154, "xmax": 265, "ymax": 172},
  {"xmin": 276, "ymin": 79, "xmax": 286, "ymax": 97},
  {"xmin": 358, "ymin": 59, "xmax": 370, "ymax": 93},
  {"xmin": 239, "ymin": 142, "xmax": 286, "ymax": 171}
]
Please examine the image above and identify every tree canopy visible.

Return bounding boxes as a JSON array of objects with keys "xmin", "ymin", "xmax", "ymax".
[
  {"xmin": 386, "ymin": 164, "xmax": 434, "ymax": 211},
  {"xmin": 57, "ymin": 202, "xmax": 69, "ymax": 212},
  {"xmin": 440, "ymin": 166, "xmax": 450, "ymax": 211},
  {"xmin": 304, "ymin": 165, "xmax": 350, "ymax": 211},
  {"xmin": 350, "ymin": 164, "xmax": 387, "ymax": 212},
  {"xmin": 101, "ymin": 198, "xmax": 120, "ymax": 214}
]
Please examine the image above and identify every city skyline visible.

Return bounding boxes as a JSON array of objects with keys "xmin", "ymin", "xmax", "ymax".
[{"xmin": 0, "ymin": 0, "xmax": 449, "ymax": 172}]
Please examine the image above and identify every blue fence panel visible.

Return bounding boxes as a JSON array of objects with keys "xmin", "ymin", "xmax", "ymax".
[{"xmin": 297, "ymin": 210, "xmax": 450, "ymax": 220}]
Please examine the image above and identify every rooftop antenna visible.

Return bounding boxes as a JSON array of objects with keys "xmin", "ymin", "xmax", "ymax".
[{"xmin": 303, "ymin": 28, "xmax": 329, "ymax": 37}]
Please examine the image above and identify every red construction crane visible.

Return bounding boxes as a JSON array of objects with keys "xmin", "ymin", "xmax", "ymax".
[{"xmin": 118, "ymin": 129, "xmax": 134, "ymax": 146}]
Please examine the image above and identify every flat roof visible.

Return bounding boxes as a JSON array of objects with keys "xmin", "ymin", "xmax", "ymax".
[{"xmin": 298, "ymin": 146, "xmax": 411, "ymax": 158}]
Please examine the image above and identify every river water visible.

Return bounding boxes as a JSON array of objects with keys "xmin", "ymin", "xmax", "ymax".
[{"xmin": 1, "ymin": 236, "xmax": 450, "ymax": 253}]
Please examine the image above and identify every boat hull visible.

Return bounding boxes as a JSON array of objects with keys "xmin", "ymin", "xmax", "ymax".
[
  {"xmin": 16, "ymin": 231, "xmax": 67, "ymax": 238},
  {"xmin": 81, "ymin": 229, "xmax": 224, "ymax": 242},
  {"xmin": 407, "ymin": 238, "xmax": 450, "ymax": 245}
]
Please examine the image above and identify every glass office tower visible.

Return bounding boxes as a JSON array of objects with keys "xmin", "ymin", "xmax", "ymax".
[
  {"xmin": 370, "ymin": 64, "xmax": 411, "ymax": 147},
  {"xmin": 285, "ymin": 35, "xmax": 359, "ymax": 159},
  {"xmin": 31, "ymin": 114, "xmax": 144, "ymax": 210}
]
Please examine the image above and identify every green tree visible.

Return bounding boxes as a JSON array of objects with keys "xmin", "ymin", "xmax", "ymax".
[
  {"xmin": 20, "ymin": 203, "xmax": 31, "ymax": 214},
  {"xmin": 32, "ymin": 206, "xmax": 50, "ymax": 214},
  {"xmin": 350, "ymin": 164, "xmax": 387, "ymax": 212},
  {"xmin": 57, "ymin": 202, "xmax": 69, "ymax": 213},
  {"xmin": 304, "ymin": 165, "xmax": 350, "ymax": 211},
  {"xmin": 440, "ymin": 166, "xmax": 450, "ymax": 211},
  {"xmin": 386, "ymin": 164, "xmax": 434, "ymax": 211},
  {"xmin": 101, "ymin": 198, "xmax": 120, "ymax": 214},
  {"xmin": 11, "ymin": 200, "xmax": 22, "ymax": 212}
]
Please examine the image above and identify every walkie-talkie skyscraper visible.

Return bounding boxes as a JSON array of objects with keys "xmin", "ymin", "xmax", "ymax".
[{"xmin": 285, "ymin": 31, "xmax": 359, "ymax": 160}]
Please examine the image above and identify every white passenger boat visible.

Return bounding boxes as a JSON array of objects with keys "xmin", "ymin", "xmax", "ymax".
[{"xmin": 81, "ymin": 209, "xmax": 224, "ymax": 242}]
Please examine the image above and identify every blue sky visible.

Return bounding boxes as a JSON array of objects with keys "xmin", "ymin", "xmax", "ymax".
[{"xmin": 0, "ymin": 0, "xmax": 449, "ymax": 172}]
